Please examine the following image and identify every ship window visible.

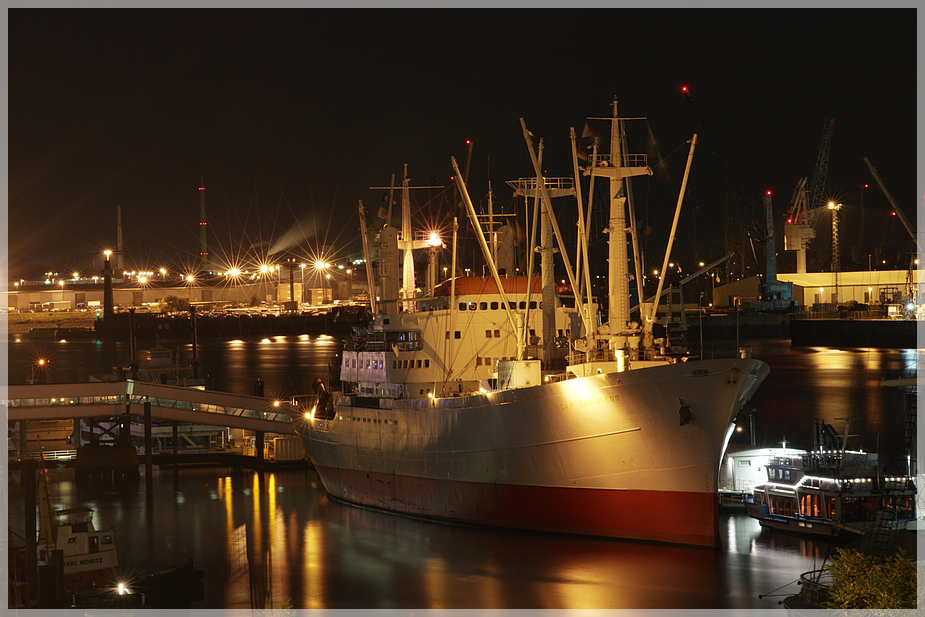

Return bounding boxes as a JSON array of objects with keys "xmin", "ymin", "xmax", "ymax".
[
  {"xmin": 454, "ymin": 331, "xmax": 461, "ymax": 339},
  {"xmin": 404, "ymin": 360, "xmax": 409, "ymax": 368},
  {"xmin": 479, "ymin": 302, "xmax": 488, "ymax": 310},
  {"xmin": 459, "ymin": 303, "xmax": 467, "ymax": 311},
  {"xmin": 558, "ymin": 329, "xmax": 563, "ymax": 337},
  {"xmin": 468, "ymin": 302, "xmax": 477, "ymax": 310},
  {"xmin": 486, "ymin": 330, "xmax": 492, "ymax": 338},
  {"xmin": 530, "ymin": 329, "xmax": 535, "ymax": 336},
  {"xmin": 494, "ymin": 330, "xmax": 500, "ymax": 338},
  {"xmin": 420, "ymin": 389, "xmax": 425, "ymax": 395},
  {"xmin": 490, "ymin": 302, "xmax": 499, "ymax": 310},
  {"xmin": 345, "ymin": 359, "xmax": 349, "ymax": 368},
  {"xmin": 519, "ymin": 301, "xmax": 526, "ymax": 309},
  {"xmin": 508, "ymin": 302, "xmax": 516, "ymax": 310},
  {"xmin": 102, "ymin": 535, "xmax": 113, "ymax": 545},
  {"xmin": 446, "ymin": 331, "xmax": 450, "ymax": 339},
  {"xmin": 393, "ymin": 360, "xmax": 397, "ymax": 368},
  {"xmin": 738, "ymin": 460, "xmax": 751, "ymax": 466},
  {"xmin": 424, "ymin": 359, "xmax": 430, "ymax": 368},
  {"xmin": 417, "ymin": 360, "xmax": 422, "ymax": 368}
]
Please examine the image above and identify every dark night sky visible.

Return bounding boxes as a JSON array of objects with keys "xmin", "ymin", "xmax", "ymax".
[{"xmin": 7, "ymin": 7, "xmax": 920, "ymax": 281}]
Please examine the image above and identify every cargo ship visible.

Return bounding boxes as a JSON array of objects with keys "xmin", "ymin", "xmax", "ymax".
[{"xmin": 294, "ymin": 99, "xmax": 769, "ymax": 547}]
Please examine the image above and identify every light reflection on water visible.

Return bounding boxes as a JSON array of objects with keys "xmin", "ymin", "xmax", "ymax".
[{"xmin": 9, "ymin": 466, "xmax": 838, "ymax": 609}]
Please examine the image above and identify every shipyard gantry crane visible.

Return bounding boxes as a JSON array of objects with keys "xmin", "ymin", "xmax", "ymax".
[{"xmin": 785, "ymin": 117, "xmax": 835, "ymax": 274}]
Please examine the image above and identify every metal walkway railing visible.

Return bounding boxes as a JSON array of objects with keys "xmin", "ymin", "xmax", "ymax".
[{"xmin": 4, "ymin": 381, "xmax": 298, "ymax": 434}]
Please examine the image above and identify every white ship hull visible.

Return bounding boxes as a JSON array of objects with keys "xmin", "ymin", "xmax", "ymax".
[{"xmin": 296, "ymin": 356, "xmax": 769, "ymax": 547}]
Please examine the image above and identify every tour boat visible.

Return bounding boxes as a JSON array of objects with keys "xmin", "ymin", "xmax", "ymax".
[
  {"xmin": 743, "ymin": 421, "xmax": 917, "ymax": 537},
  {"xmin": 294, "ymin": 99, "xmax": 770, "ymax": 547}
]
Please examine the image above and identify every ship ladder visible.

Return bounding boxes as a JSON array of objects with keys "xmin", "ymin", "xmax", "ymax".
[
  {"xmin": 867, "ymin": 509, "xmax": 897, "ymax": 557},
  {"xmin": 902, "ymin": 390, "xmax": 916, "ymax": 465}
]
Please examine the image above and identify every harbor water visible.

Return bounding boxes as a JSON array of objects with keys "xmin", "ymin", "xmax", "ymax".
[{"xmin": 5, "ymin": 336, "xmax": 919, "ymax": 609}]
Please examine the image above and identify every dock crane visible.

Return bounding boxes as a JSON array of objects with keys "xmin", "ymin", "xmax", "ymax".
[{"xmin": 785, "ymin": 118, "xmax": 835, "ymax": 274}]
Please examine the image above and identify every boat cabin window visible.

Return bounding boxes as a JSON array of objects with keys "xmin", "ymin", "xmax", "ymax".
[
  {"xmin": 494, "ymin": 330, "xmax": 500, "ymax": 338},
  {"xmin": 459, "ymin": 303, "xmax": 467, "ymax": 311},
  {"xmin": 480, "ymin": 302, "xmax": 488, "ymax": 310},
  {"xmin": 486, "ymin": 330, "xmax": 492, "ymax": 338},
  {"xmin": 490, "ymin": 302, "xmax": 499, "ymax": 310},
  {"xmin": 417, "ymin": 360, "xmax": 422, "ymax": 368},
  {"xmin": 425, "ymin": 359, "xmax": 430, "ymax": 367},
  {"xmin": 468, "ymin": 302, "xmax": 477, "ymax": 311},
  {"xmin": 454, "ymin": 331, "xmax": 461, "ymax": 339}
]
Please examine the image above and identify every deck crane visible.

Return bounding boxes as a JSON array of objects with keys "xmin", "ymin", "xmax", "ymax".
[
  {"xmin": 681, "ymin": 87, "xmax": 764, "ymax": 283},
  {"xmin": 784, "ymin": 118, "xmax": 835, "ymax": 274}
]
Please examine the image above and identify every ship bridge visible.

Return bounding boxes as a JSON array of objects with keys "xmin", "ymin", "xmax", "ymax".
[{"xmin": 5, "ymin": 381, "xmax": 297, "ymax": 434}]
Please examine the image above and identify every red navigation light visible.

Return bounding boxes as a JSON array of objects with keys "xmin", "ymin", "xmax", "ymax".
[
  {"xmin": 863, "ymin": 184, "xmax": 869, "ymax": 188},
  {"xmin": 766, "ymin": 190, "xmax": 772, "ymax": 196},
  {"xmin": 681, "ymin": 85, "xmax": 689, "ymax": 93},
  {"xmin": 199, "ymin": 187, "xmax": 205, "ymax": 191},
  {"xmin": 891, "ymin": 211, "xmax": 897, "ymax": 216},
  {"xmin": 787, "ymin": 218, "xmax": 792, "ymax": 223},
  {"xmin": 465, "ymin": 140, "xmax": 471, "ymax": 145}
]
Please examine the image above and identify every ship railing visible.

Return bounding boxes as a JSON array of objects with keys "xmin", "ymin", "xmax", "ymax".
[
  {"xmin": 508, "ymin": 176, "xmax": 574, "ymax": 191},
  {"xmin": 567, "ymin": 349, "xmax": 614, "ymax": 365},
  {"xmin": 589, "ymin": 153, "xmax": 648, "ymax": 168},
  {"xmin": 544, "ymin": 373, "xmax": 571, "ymax": 384},
  {"xmin": 18, "ymin": 449, "xmax": 77, "ymax": 462},
  {"xmin": 796, "ymin": 569, "xmax": 832, "ymax": 606}
]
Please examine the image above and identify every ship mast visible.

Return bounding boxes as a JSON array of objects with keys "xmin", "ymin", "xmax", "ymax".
[{"xmin": 588, "ymin": 98, "xmax": 652, "ymax": 357}]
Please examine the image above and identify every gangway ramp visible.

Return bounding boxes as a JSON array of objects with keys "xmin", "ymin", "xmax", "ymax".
[{"xmin": 4, "ymin": 381, "xmax": 298, "ymax": 434}]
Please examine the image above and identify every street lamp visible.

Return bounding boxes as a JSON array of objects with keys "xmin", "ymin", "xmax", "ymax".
[
  {"xmin": 314, "ymin": 260, "xmax": 330, "ymax": 304},
  {"xmin": 160, "ymin": 267, "xmax": 167, "ymax": 281}
]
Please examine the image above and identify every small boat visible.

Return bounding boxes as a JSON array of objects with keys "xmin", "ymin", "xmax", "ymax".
[
  {"xmin": 37, "ymin": 472, "xmax": 118, "ymax": 591},
  {"xmin": 743, "ymin": 421, "xmax": 916, "ymax": 537}
]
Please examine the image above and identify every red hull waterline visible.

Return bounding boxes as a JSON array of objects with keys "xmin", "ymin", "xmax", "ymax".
[{"xmin": 316, "ymin": 464, "xmax": 721, "ymax": 548}]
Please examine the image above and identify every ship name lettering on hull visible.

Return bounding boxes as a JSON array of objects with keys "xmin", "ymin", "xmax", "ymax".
[{"xmin": 560, "ymin": 394, "xmax": 619, "ymax": 411}]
